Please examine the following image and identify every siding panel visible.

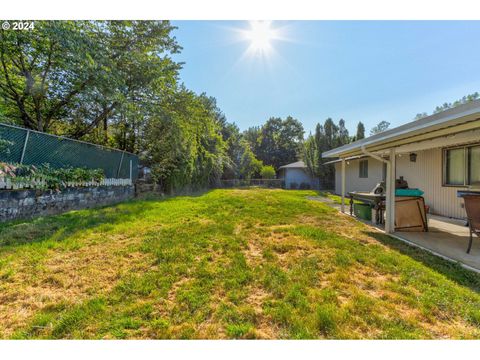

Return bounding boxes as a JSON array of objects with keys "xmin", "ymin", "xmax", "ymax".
[
  {"xmin": 334, "ymin": 149, "xmax": 467, "ymax": 219},
  {"xmin": 396, "ymin": 148, "xmax": 466, "ymax": 219},
  {"xmin": 334, "ymin": 158, "xmax": 384, "ymax": 194}
]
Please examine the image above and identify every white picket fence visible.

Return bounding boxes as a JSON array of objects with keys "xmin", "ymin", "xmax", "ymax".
[{"xmin": 0, "ymin": 177, "xmax": 132, "ymax": 190}]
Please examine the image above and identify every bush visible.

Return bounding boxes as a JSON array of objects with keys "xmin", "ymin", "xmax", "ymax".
[
  {"xmin": 0, "ymin": 162, "xmax": 105, "ymax": 190},
  {"xmin": 260, "ymin": 165, "xmax": 276, "ymax": 179},
  {"xmin": 289, "ymin": 182, "xmax": 298, "ymax": 190},
  {"xmin": 299, "ymin": 182, "xmax": 311, "ymax": 190}
]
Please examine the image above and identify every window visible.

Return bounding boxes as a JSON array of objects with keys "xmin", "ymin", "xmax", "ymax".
[
  {"xmin": 359, "ymin": 159, "xmax": 368, "ymax": 178},
  {"xmin": 444, "ymin": 144, "xmax": 480, "ymax": 186},
  {"xmin": 445, "ymin": 148, "xmax": 465, "ymax": 185},
  {"xmin": 468, "ymin": 146, "xmax": 480, "ymax": 185}
]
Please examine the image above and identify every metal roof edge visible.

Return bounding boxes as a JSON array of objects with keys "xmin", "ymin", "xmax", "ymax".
[{"xmin": 322, "ymin": 99, "xmax": 480, "ymax": 158}]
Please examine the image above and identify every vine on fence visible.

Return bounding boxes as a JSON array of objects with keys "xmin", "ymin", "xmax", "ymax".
[{"xmin": 0, "ymin": 162, "xmax": 106, "ymax": 190}]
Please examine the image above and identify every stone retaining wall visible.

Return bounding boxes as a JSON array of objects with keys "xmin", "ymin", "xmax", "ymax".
[{"xmin": 0, "ymin": 185, "xmax": 134, "ymax": 222}]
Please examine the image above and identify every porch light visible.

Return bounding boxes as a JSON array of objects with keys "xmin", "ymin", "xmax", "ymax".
[{"xmin": 409, "ymin": 153, "xmax": 417, "ymax": 162}]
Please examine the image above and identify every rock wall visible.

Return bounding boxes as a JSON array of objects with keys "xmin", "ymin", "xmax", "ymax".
[{"xmin": 0, "ymin": 185, "xmax": 134, "ymax": 222}]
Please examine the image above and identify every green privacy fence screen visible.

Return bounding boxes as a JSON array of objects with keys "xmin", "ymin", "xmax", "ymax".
[{"xmin": 0, "ymin": 123, "xmax": 139, "ymax": 180}]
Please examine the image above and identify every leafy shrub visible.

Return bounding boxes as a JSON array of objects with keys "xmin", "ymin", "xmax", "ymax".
[
  {"xmin": 260, "ymin": 165, "xmax": 276, "ymax": 179},
  {"xmin": 0, "ymin": 138, "xmax": 14, "ymax": 155},
  {"xmin": 289, "ymin": 182, "xmax": 298, "ymax": 190},
  {"xmin": 299, "ymin": 182, "xmax": 311, "ymax": 190},
  {"xmin": 0, "ymin": 162, "xmax": 105, "ymax": 190}
]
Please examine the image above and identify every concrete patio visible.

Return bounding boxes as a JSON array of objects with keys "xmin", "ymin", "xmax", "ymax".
[{"xmin": 394, "ymin": 214, "xmax": 480, "ymax": 272}]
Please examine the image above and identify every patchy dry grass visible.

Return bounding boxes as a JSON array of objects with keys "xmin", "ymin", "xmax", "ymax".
[{"xmin": 0, "ymin": 188, "xmax": 480, "ymax": 339}]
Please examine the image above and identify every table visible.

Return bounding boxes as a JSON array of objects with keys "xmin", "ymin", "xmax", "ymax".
[
  {"xmin": 457, "ymin": 190, "xmax": 480, "ymax": 226},
  {"xmin": 348, "ymin": 192, "xmax": 385, "ymax": 224},
  {"xmin": 457, "ymin": 190, "xmax": 480, "ymax": 197}
]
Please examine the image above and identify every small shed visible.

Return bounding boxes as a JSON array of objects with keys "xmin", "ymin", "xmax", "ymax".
[{"xmin": 278, "ymin": 161, "xmax": 318, "ymax": 189}]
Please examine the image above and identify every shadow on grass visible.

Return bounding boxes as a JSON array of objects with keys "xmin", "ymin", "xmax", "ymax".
[
  {"xmin": 0, "ymin": 189, "xmax": 213, "ymax": 249},
  {"xmin": 364, "ymin": 230, "xmax": 480, "ymax": 293}
]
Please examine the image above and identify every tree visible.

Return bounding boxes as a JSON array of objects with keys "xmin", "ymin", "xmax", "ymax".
[
  {"xmin": 0, "ymin": 21, "xmax": 181, "ymax": 149},
  {"xmin": 243, "ymin": 126, "xmax": 261, "ymax": 153},
  {"xmin": 370, "ymin": 120, "xmax": 390, "ymax": 136},
  {"xmin": 356, "ymin": 121, "xmax": 365, "ymax": 140},
  {"xmin": 414, "ymin": 92, "xmax": 480, "ymax": 119},
  {"xmin": 1, "ymin": 21, "xmax": 275, "ymax": 193},
  {"xmin": 260, "ymin": 165, "xmax": 276, "ymax": 179},
  {"xmin": 143, "ymin": 87, "xmax": 227, "ymax": 193},
  {"xmin": 433, "ymin": 92, "xmax": 479, "ymax": 114},
  {"xmin": 220, "ymin": 122, "xmax": 242, "ymax": 179},
  {"xmin": 254, "ymin": 116, "xmax": 304, "ymax": 169},
  {"xmin": 219, "ymin": 122, "xmax": 263, "ymax": 180},
  {"xmin": 337, "ymin": 119, "xmax": 349, "ymax": 146},
  {"xmin": 303, "ymin": 133, "xmax": 320, "ymax": 177},
  {"xmin": 239, "ymin": 140, "xmax": 263, "ymax": 180},
  {"xmin": 1, "ymin": 22, "xmax": 97, "ymax": 132},
  {"xmin": 414, "ymin": 112, "xmax": 428, "ymax": 120},
  {"xmin": 303, "ymin": 118, "xmax": 354, "ymax": 189}
]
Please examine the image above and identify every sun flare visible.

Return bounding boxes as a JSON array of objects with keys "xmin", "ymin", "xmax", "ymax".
[{"xmin": 244, "ymin": 21, "xmax": 278, "ymax": 55}]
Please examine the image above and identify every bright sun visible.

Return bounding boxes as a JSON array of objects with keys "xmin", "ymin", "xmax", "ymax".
[{"xmin": 245, "ymin": 21, "xmax": 277, "ymax": 55}]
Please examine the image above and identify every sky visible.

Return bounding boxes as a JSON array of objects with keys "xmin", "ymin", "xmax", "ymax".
[{"xmin": 171, "ymin": 21, "xmax": 480, "ymax": 135}]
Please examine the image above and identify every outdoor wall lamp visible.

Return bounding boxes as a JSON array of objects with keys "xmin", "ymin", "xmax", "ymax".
[{"xmin": 409, "ymin": 153, "xmax": 417, "ymax": 162}]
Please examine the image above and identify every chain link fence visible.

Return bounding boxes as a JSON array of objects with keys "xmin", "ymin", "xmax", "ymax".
[
  {"xmin": 0, "ymin": 123, "xmax": 138, "ymax": 180},
  {"xmin": 218, "ymin": 179, "xmax": 285, "ymax": 188}
]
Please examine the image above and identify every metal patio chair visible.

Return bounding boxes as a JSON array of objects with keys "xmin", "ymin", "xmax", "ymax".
[{"xmin": 463, "ymin": 195, "xmax": 480, "ymax": 254}]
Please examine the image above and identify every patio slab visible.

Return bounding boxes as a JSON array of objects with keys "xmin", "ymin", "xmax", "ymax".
[
  {"xmin": 314, "ymin": 197, "xmax": 480, "ymax": 272},
  {"xmin": 395, "ymin": 214, "xmax": 480, "ymax": 271}
]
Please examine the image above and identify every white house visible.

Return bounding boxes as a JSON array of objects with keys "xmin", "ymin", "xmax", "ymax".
[
  {"xmin": 277, "ymin": 161, "xmax": 319, "ymax": 189},
  {"xmin": 323, "ymin": 99, "xmax": 480, "ymax": 231},
  {"xmin": 328, "ymin": 156, "xmax": 386, "ymax": 194}
]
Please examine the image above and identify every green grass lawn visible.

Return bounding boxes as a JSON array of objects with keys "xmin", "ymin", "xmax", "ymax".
[{"xmin": 1, "ymin": 188, "xmax": 480, "ymax": 339}]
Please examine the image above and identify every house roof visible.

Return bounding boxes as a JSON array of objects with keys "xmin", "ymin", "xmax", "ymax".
[
  {"xmin": 322, "ymin": 99, "xmax": 480, "ymax": 159},
  {"xmin": 278, "ymin": 161, "xmax": 307, "ymax": 169}
]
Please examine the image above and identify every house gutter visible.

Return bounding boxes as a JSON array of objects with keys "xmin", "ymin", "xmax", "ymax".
[{"xmin": 322, "ymin": 100, "xmax": 480, "ymax": 159}]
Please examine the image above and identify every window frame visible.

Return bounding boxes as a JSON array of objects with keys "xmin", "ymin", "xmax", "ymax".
[
  {"xmin": 359, "ymin": 159, "xmax": 368, "ymax": 178},
  {"xmin": 442, "ymin": 143, "xmax": 480, "ymax": 187},
  {"xmin": 468, "ymin": 145, "xmax": 480, "ymax": 186}
]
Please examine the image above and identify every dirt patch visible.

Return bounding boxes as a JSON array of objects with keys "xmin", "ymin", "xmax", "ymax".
[
  {"xmin": 0, "ymin": 234, "xmax": 153, "ymax": 337},
  {"xmin": 242, "ymin": 285, "xmax": 278, "ymax": 339},
  {"xmin": 243, "ymin": 240, "xmax": 263, "ymax": 266},
  {"xmin": 295, "ymin": 213, "xmax": 383, "ymax": 246}
]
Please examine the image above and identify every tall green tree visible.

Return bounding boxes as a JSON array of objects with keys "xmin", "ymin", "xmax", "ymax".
[
  {"xmin": 0, "ymin": 20, "xmax": 181, "ymax": 150},
  {"xmin": 369, "ymin": 120, "xmax": 390, "ymax": 136},
  {"xmin": 143, "ymin": 87, "xmax": 227, "ymax": 193},
  {"xmin": 220, "ymin": 122, "xmax": 263, "ymax": 180},
  {"xmin": 303, "ymin": 132, "xmax": 320, "ymax": 177},
  {"xmin": 414, "ymin": 92, "xmax": 479, "ymax": 119},
  {"xmin": 254, "ymin": 116, "xmax": 304, "ymax": 169},
  {"xmin": 242, "ymin": 126, "xmax": 261, "ymax": 155},
  {"xmin": 303, "ymin": 118, "xmax": 352, "ymax": 189},
  {"xmin": 337, "ymin": 119, "xmax": 349, "ymax": 146},
  {"xmin": 356, "ymin": 121, "xmax": 365, "ymax": 140},
  {"xmin": 239, "ymin": 140, "xmax": 263, "ymax": 180},
  {"xmin": 0, "ymin": 21, "xmax": 99, "ymax": 132}
]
